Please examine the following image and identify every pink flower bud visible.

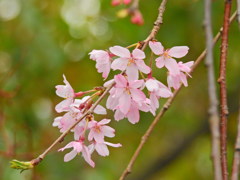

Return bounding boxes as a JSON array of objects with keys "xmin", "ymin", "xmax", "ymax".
[
  {"xmin": 123, "ymin": 0, "xmax": 131, "ymax": 5},
  {"xmin": 131, "ymin": 11, "xmax": 144, "ymax": 26},
  {"xmin": 111, "ymin": 0, "xmax": 121, "ymax": 6}
]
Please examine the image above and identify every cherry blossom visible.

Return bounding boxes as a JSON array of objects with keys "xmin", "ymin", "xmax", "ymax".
[
  {"xmin": 89, "ymin": 141, "xmax": 122, "ymax": 157},
  {"xmin": 59, "ymin": 139, "xmax": 95, "ymax": 167},
  {"xmin": 89, "ymin": 50, "xmax": 112, "ymax": 79},
  {"xmin": 110, "ymin": 46, "xmax": 151, "ymax": 80},
  {"xmin": 149, "ymin": 41, "xmax": 189, "ymax": 75},
  {"xmin": 145, "ymin": 78, "xmax": 172, "ymax": 114},
  {"xmin": 167, "ymin": 61, "xmax": 194, "ymax": 90},
  {"xmin": 88, "ymin": 119, "xmax": 115, "ymax": 142},
  {"xmin": 55, "ymin": 75, "xmax": 75, "ymax": 113}
]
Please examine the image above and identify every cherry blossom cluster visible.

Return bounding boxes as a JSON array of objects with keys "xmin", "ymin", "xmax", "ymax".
[
  {"xmin": 53, "ymin": 40, "xmax": 193, "ymax": 167},
  {"xmin": 112, "ymin": 0, "xmax": 144, "ymax": 25}
]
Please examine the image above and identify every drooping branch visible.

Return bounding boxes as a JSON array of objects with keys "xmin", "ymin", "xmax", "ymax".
[
  {"xmin": 218, "ymin": 0, "xmax": 232, "ymax": 179},
  {"xmin": 231, "ymin": 99, "xmax": 240, "ymax": 180},
  {"xmin": 204, "ymin": 0, "xmax": 222, "ymax": 179},
  {"xmin": 10, "ymin": 0, "xmax": 167, "ymax": 171},
  {"xmin": 119, "ymin": 11, "xmax": 237, "ymax": 180}
]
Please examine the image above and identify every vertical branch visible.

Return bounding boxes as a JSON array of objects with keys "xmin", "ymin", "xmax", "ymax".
[
  {"xmin": 204, "ymin": 0, "xmax": 222, "ymax": 179},
  {"xmin": 231, "ymin": 100, "xmax": 240, "ymax": 180},
  {"xmin": 237, "ymin": 0, "xmax": 240, "ymax": 27},
  {"xmin": 218, "ymin": 0, "xmax": 232, "ymax": 180}
]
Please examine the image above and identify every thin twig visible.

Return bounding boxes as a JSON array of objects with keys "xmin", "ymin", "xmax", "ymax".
[
  {"xmin": 218, "ymin": 0, "xmax": 232, "ymax": 179},
  {"xmin": 204, "ymin": 0, "xmax": 222, "ymax": 179},
  {"xmin": 139, "ymin": 0, "xmax": 167, "ymax": 50},
  {"xmin": 119, "ymin": 11, "xmax": 237, "ymax": 180},
  {"xmin": 231, "ymin": 99, "xmax": 240, "ymax": 180},
  {"xmin": 30, "ymin": 83, "xmax": 115, "ymax": 166}
]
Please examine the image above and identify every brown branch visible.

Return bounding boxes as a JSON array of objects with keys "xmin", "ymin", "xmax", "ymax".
[
  {"xmin": 231, "ymin": 100, "xmax": 240, "ymax": 180},
  {"xmin": 138, "ymin": 0, "xmax": 167, "ymax": 50},
  {"xmin": 119, "ymin": 11, "xmax": 237, "ymax": 180},
  {"xmin": 204, "ymin": 0, "xmax": 222, "ymax": 179},
  {"xmin": 218, "ymin": 1, "xmax": 232, "ymax": 179}
]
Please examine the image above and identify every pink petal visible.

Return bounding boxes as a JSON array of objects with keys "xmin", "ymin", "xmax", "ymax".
[
  {"xmin": 102, "ymin": 126, "xmax": 115, "ymax": 137},
  {"xmin": 82, "ymin": 146, "xmax": 95, "ymax": 167},
  {"xmin": 157, "ymin": 88, "xmax": 172, "ymax": 98},
  {"xmin": 111, "ymin": 58, "xmax": 128, "ymax": 71},
  {"xmin": 168, "ymin": 46, "xmax": 189, "ymax": 58},
  {"xmin": 149, "ymin": 41, "xmax": 164, "ymax": 55},
  {"xmin": 55, "ymin": 99, "xmax": 72, "ymax": 113},
  {"xmin": 126, "ymin": 63, "xmax": 139, "ymax": 81},
  {"xmin": 114, "ymin": 74, "xmax": 127, "ymax": 88},
  {"xmin": 94, "ymin": 105, "xmax": 107, "ymax": 115},
  {"xmin": 165, "ymin": 58, "xmax": 180, "ymax": 75},
  {"xmin": 129, "ymin": 79, "xmax": 144, "ymax": 89},
  {"xmin": 180, "ymin": 73, "xmax": 188, "ymax": 86},
  {"xmin": 119, "ymin": 93, "xmax": 131, "ymax": 114},
  {"xmin": 130, "ymin": 89, "xmax": 146, "ymax": 103},
  {"xmin": 135, "ymin": 60, "xmax": 151, "ymax": 74},
  {"xmin": 127, "ymin": 102, "xmax": 140, "ymax": 124},
  {"xmin": 114, "ymin": 109, "xmax": 125, "ymax": 121},
  {"xmin": 132, "ymin": 49, "xmax": 145, "ymax": 59},
  {"xmin": 145, "ymin": 79, "xmax": 159, "ymax": 92},
  {"xmin": 98, "ymin": 119, "xmax": 111, "ymax": 125},
  {"xmin": 59, "ymin": 142, "xmax": 73, "ymax": 152},
  {"xmin": 109, "ymin": 46, "xmax": 130, "ymax": 58},
  {"xmin": 95, "ymin": 143, "xmax": 109, "ymax": 156},
  {"xmin": 64, "ymin": 150, "xmax": 77, "ymax": 162},
  {"xmin": 104, "ymin": 142, "xmax": 122, "ymax": 148},
  {"xmin": 155, "ymin": 56, "xmax": 165, "ymax": 69},
  {"xmin": 150, "ymin": 92, "xmax": 159, "ymax": 109},
  {"xmin": 93, "ymin": 131, "xmax": 105, "ymax": 142}
]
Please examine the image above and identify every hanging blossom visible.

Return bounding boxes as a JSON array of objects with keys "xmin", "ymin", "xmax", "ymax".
[
  {"xmin": 149, "ymin": 41, "xmax": 189, "ymax": 75},
  {"xmin": 89, "ymin": 50, "xmax": 112, "ymax": 79},
  {"xmin": 145, "ymin": 78, "xmax": 172, "ymax": 114},
  {"xmin": 110, "ymin": 46, "xmax": 151, "ymax": 80},
  {"xmin": 52, "ymin": 39, "xmax": 193, "ymax": 168},
  {"xmin": 167, "ymin": 61, "xmax": 194, "ymax": 90},
  {"xmin": 54, "ymin": 77, "xmax": 121, "ymax": 167}
]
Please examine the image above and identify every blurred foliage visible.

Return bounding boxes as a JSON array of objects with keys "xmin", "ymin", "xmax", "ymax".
[{"xmin": 0, "ymin": 0, "xmax": 240, "ymax": 179}]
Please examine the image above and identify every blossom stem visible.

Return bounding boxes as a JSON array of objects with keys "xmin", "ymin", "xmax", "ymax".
[
  {"xmin": 126, "ymin": 43, "xmax": 139, "ymax": 49},
  {"xmin": 119, "ymin": 10, "xmax": 237, "ymax": 180}
]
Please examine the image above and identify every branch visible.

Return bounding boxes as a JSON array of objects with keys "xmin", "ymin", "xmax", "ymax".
[
  {"xmin": 237, "ymin": 0, "xmax": 240, "ymax": 28},
  {"xmin": 231, "ymin": 100, "xmax": 240, "ymax": 180},
  {"xmin": 204, "ymin": 0, "xmax": 222, "ymax": 179},
  {"xmin": 218, "ymin": 1, "xmax": 232, "ymax": 179},
  {"xmin": 10, "ymin": 0, "xmax": 168, "ymax": 171},
  {"xmin": 131, "ymin": 120, "xmax": 209, "ymax": 180},
  {"xmin": 119, "ymin": 10, "xmax": 237, "ymax": 180}
]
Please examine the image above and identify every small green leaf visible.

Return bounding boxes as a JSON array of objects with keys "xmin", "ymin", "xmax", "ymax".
[{"xmin": 10, "ymin": 159, "xmax": 34, "ymax": 172}]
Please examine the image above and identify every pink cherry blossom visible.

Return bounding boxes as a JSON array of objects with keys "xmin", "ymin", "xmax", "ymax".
[
  {"xmin": 55, "ymin": 75, "xmax": 75, "ymax": 113},
  {"xmin": 89, "ymin": 141, "xmax": 122, "ymax": 157},
  {"xmin": 149, "ymin": 41, "xmax": 189, "ymax": 75},
  {"xmin": 113, "ymin": 74, "xmax": 146, "ymax": 114},
  {"xmin": 110, "ymin": 46, "xmax": 151, "ymax": 80},
  {"xmin": 145, "ymin": 78, "xmax": 172, "ymax": 114},
  {"xmin": 89, "ymin": 50, "xmax": 112, "ymax": 79},
  {"xmin": 114, "ymin": 99, "xmax": 150, "ymax": 124},
  {"xmin": 59, "ymin": 139, "xmax": 95, "ymax": 167},
  {"xmin": 88, "ymin": 119, "xmax": 115, "ymax": 142},
  {"xmin": 167, "ymin": 61, "xmax": 194, "ymax": 90}
]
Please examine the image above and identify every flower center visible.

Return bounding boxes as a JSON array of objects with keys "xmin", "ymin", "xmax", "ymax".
[{"xmin": 127, "ymin": 58, "xmax": 135, "ymax": 66}]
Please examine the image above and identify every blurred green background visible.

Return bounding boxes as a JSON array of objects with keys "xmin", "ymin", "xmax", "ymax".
[{"xmin": 0, "ymin": 0, "xmax": 240, "ymax": 179}]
